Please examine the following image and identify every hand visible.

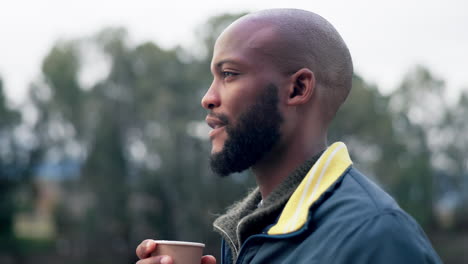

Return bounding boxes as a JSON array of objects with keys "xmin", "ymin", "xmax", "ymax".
[{"xmin": 135, "ymin": 239, "xmax": 217, "ymax": 264}]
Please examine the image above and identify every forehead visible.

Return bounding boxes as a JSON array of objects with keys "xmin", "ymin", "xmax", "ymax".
[{"xmin": 211, "ymin": 20, "xmax": 279, "ymax": 69}]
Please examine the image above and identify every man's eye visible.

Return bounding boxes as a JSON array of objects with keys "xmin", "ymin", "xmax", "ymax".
[{"xmin": 222, "ymin": 71, "xmax": 238, "ymax": 78}]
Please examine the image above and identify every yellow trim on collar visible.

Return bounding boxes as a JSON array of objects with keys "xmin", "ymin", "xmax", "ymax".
[{"xmin": 267, "ymin": 142, "xmax": 352, "ymax": 235}]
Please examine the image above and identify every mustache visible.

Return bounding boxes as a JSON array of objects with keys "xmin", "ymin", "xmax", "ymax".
[{"xmin": 207, "ymin": 112, "xmax": 229, "ymax": 126}]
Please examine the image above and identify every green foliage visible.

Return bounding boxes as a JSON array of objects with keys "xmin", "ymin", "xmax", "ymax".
[
  {"xmin": 22, "ymin": 13, "xmax": 252, "ymax": 263},
  {"xmin": 330, "ymin": 67, "xmax": 452, "ymax": 226},
  {"xmin": 41, "ymin": 41, "xmax": 82, "ymax": 124},
  {"xmin": 0, "ymin": 76, "xmax": 37, "ymax": 261}
]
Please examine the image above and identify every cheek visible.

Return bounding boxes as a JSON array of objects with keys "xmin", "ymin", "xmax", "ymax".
[{"xmin": 221, "ymin": 80, "xmax": 265, "ymax": 113}]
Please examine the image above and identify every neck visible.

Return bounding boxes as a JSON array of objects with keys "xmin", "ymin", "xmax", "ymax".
[{"xmin": 252, "ymin": 135, "xmax": 327, "ymax": 199}]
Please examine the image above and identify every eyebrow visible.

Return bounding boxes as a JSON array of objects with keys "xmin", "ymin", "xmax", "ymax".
[
  {"xmin": 211, "ymin": 59, "xmax": 243, "ymax": 75},
  {"xmin": 210, "ymin": 58, "xmax": 249, "ymax": 75},
  {"xmin": 215, "ymin": 59, "xmax": 239, "ymax": 68}
]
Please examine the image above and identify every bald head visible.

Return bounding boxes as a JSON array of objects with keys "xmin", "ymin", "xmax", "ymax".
[{"xmin": 220, "ymin": 9, "xmax": 353, "ymax": 122}]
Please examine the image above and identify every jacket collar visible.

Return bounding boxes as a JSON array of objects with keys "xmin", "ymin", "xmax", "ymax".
[
  {"xmin": 267, "ymin": 142, "xmax": 353, "ymax": 235},
  {"xmin": 213, "ymin": 151, "xmax": 322, "ymax": 260}
]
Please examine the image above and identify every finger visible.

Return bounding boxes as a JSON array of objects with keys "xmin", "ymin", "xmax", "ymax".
[
  {"xmin": 136, "ymin": 239, "xmax": 157, "ymax": 259},
  {"xmin": 201, "ymin": 255, "xmax": 217, "ymax": 264},
  {"xmin": 136, "ymin": 255, "xmax": 173, "ymax": 264}
]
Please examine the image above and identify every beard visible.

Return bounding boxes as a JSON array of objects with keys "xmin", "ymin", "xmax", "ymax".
[{"xmin": 209, "ymin": 84, "xmax": 283, "ymax": 177}]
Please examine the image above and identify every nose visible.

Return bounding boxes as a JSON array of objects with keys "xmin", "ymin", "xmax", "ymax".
[{"xmin": 201, "ymin": 81, "xmax": 220, "ymax": 110}]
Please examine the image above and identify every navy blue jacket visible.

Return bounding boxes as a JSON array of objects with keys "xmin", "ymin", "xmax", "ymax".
[{"xmin": 219, "ymin": 142, "xmax": 441, "ymax": 263}]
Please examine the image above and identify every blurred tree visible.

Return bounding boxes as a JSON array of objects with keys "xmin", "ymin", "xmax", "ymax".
[
  {"xmin": 0, "ymin": 76, "xmax": 18, "ymax": 251},
  {"xmin": 329, "ymin": 75, "xmax": 412, "ymax": 204},
  {"xmin": 388, "ymin": 66, "xmax": 448, "ymax": 226},
  {"xmin": 435, "ymin": 90, "xmax": 468, "ymax": 228},
  {"xmin": 0, "ymin": 76, "xmax": 36, "ymax": 263},
  {"xmin": 330, "ymin": 66, "xmax": 445, "ymax": 227},
  {"xmin": 27, "ymin": 13, "xmax": 252, "ymax": 263},
  {"xmin": 29, "ymin": 39, "xmax": 90, "ymax": 264}
]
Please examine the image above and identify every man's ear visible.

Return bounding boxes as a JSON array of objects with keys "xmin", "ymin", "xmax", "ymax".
[{"xmin": 287, "ymin": 68, "xmax": 315, "ymax": 106}]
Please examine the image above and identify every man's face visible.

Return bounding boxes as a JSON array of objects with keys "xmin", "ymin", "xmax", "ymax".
[
  {"xmin": 201, "ymin": 22, "xmax": 286, "ymax": 176},
  {"xmin": 209, "ymin": 84, "xmax": 283, "ymax": 176}
]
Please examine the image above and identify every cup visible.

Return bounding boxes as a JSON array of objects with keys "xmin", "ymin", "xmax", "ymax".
[{"xmin": 151, "ymin": 240, "xmax": 205, "ymax": 264}]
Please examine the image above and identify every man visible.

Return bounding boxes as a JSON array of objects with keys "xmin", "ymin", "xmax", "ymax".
[{"xmin": 136, "ymin": 8, "xmax": 441, "ymax": 264}]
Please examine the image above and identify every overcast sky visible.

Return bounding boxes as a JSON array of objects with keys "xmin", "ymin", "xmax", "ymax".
[{"xmin": 1, "ymin": 0, "xmax": 467, "ymax": 105}]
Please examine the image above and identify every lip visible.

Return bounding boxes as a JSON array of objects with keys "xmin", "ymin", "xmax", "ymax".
[
  {"xmin": 209, "ymin": 126, "xmax": 225, "ymax": 139},
  {"xmin": 205, "ymin": 115, "xmax": 226, "ymax": 139}
]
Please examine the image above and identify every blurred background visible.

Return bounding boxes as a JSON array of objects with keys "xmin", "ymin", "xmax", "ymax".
[{"xmin": 0, "ymin": 1, "xmax": 467, "ymax": 263}]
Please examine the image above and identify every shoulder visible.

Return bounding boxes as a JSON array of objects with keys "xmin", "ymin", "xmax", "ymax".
[
  {"xmin": 313, "ymin": 167, "xmax": 400, "ymax": 226},
  {"xmin": 341, "ymin": 167, "xmax": 398, "ymax": 210},
  {"xmin": 329, "ymin": 210, "xmax": 442, "ymax": 263},
  {"xmin": 313, "ymin": 168, "xmax": 442, "ymax": 263}
]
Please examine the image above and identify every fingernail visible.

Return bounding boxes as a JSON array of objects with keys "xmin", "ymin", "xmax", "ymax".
[
  {"xmin": 161, "ymin": 256, "xmax": 171, "ymax": 264},
  {"xmin": 146, "ymin": 240, "xmax": 154, "ymax": 249}
]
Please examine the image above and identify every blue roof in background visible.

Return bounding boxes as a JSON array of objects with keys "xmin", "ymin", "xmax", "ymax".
[{"xmin": 35, "ymin": 159, "xmax": 81, "ymax": 180}]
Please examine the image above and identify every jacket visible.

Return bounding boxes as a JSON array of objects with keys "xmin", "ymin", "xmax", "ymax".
[{"xmin": 215, "ymin": 142, "xmax": 442, "ymax": 263}]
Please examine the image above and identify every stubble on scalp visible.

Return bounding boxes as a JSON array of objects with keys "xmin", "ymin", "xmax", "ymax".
[{"xmin": 210, "ymin": 84, "xmax": 283, "ymax": 177}]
